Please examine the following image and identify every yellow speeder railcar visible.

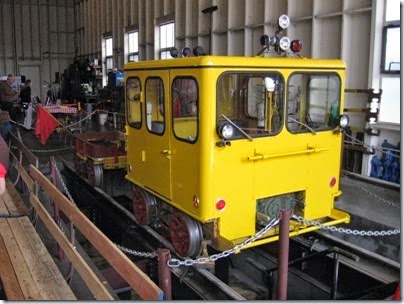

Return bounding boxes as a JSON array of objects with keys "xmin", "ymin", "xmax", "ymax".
[{"xmin": 124, "ymin": 19, "xmax": 350, "ymax": 256}]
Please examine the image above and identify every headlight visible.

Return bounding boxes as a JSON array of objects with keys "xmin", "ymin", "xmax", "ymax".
[
  {"xmin": 218, "ymin": 124, "xmax": 234, "ymax": 139},
  {"xmin": 278, "ymin": 14, "xmax": 290, "ymax": 29},
  {"xmin": 339, "ymin": 115, "xmax": 349, "ymax": 128},
  {"xmin": 279, "ymin": 36, "xmax": 291, "ymax": 51}
]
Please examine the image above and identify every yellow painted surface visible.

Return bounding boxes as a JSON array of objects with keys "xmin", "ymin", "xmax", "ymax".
[{"xmin": 125, "ymin": 55, "xmax": 349, "ymax": 250}]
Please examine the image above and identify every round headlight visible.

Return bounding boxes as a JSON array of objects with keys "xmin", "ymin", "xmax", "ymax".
[
  {"xmin": 278, "ymin": 14, "xmax": 290, "ymax": 29},
  {"xmin": 219, "ymin": 124, "xmax": 234, "ymax": 139},
  {"xmin": 339, "ymin": 115, "xmax": 349, "ymax": 128},
  {"xmin": 279, "ymin": 36, "xmax": 291, "ymax": 51}
]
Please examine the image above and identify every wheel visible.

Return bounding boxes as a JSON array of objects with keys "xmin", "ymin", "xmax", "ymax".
[
  {"xmin": 169, "ymin": 212, "xmax": 203, "ymax": 257},
  {"xmin": 86, "ymin": 160, "xmax": 103, "ymax": 187},
  {"xmin": 132, "ymin": 187, "xmax": 158, "ymax": 225},
  {"xmin": 74, "ymin": 155, "xmax": 85, "ymax": 177}
]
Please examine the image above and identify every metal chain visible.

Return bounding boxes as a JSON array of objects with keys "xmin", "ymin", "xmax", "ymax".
[
  {"xmin": 342, "ymin": 173, "xmax": 400, "ymax": 209},
  {"xmin": 293, "ymin": 215, "xmax": 400, "ymax": 236},
  {"xmin": 167, "ymin": 217, "xmax": 281, "ymax": 268},
  {"xmin": 115, "ymin": 243, "xmax": 157, "ymax": 258},
  {"xmin": 344, "ymin": 132, "xmax": 400, "ymax": 159},
  {"xmin": 51, "ymin": 158, "xmax": 76, "ymax": 207}
]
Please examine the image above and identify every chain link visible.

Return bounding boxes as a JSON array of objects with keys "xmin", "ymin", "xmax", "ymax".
[
  {"xmin": 344, "ymin": 132, "xmax": 400, "ymax": 160},
  {"xmin": 115, "ymin": 243, "xmax": 157, "ymax": 258},
  {"xmin": 51, "ymin": 158, "xmax": 76, "ymax": 207},
  {"xmin": 342, "ymin": 173, "xmax": 400, "ymax": 209},
  {"xmin": 293, "ymin": 215, "xmax": 400, "ymax": 236},
  {"xmin": 167, "ymin": 217, "xmax": 281, "ymax": 268}
]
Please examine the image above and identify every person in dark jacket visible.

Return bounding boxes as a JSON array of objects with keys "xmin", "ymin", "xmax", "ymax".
[
  {"xmin": 0, "ymin": 74, "xmax": 19, "ymax": 120},
  {"xmin": 20, "ymin": 79, "xmax": 32, "ymax": 109}
]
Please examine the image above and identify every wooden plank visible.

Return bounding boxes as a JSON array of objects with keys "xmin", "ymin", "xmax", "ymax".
[
  {"xmin": 8, "ymin": 217, "xmax": 76, "ymax": 300},
  {"xmin": 9, "ymin": 133, "xmax": 39, "ymax": 166},
  {"xmin": 5, "ymin": 179, "xmax": 29, "ymax": 216},
  {"xmin": 0, "ymin": 233, "xmax": 24, "ymax": 300},
  {"xmin": 1, "ymin": 187, "xmax": 21, "ymax": 216},
  {"xmin": 29, "ymin": 194, "xmax": 114, "ymax": 300},
  {"xmin": 0, "ymin": 195, "xmax": 9, "ymax": 215},
  {"xmin": 29, "ymin": 165, "xmax": 164, "ymax": 300},
  {"xmin": 18, "ymin": 217, "xmax": 76, "ymax": 300},
  {"xmin": 0, "ymin": 220, "xmax": 41, "ymax": 300},
  {"xmin": 9, "ymin": 151, "xmax": 35, "ymax": 191},
  {"xmin": 7, "ymin": 218, "xmax": 60, "ymax": 300}
]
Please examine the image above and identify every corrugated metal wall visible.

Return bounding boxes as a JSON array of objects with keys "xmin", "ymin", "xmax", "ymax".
[
  {"xmin": 0, "ymin": 0, "xmax": 75, "ymax": 99},
  {"xmin": 0, "ymin": 0, "xmax": 376, "ymax": 98}
]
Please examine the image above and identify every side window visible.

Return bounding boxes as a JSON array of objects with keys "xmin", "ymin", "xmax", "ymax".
[
  {"xmin": 145, "ymin": 78, "xmax": 165, "ymax": 135},
  {"xmin": 172, "ymin": 78, "xmax": 198, "ymax": 142},
  {"xmin": 126, "ymin": 78, "xmax": 141, "ymax": 129}
]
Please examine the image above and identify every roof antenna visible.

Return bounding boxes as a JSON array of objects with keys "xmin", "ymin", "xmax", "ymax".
[{"xmin": 201, "ymin": 5, "xmax": 218, "ymax": 55}]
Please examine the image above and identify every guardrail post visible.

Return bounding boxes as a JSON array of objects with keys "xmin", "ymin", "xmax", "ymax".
[
  {"xmin": 277, "ymin": 209, "xmax": 292, "ymax": 300},
  {"xmin": 157, "ymin": 248, "xmax": 171, "ymax": 300}
]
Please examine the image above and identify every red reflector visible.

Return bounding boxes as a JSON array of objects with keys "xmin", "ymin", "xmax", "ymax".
[
  {"xmin": 329, "ymin": 177, "xmax": 337, "ymax": 187},
  {"xmin": 216, "ymin": 199, "xmax": 226, "ymax": 210},
  {"xmin": 291, "ymin": 40, "xmax": 302, "ymax": 53}
]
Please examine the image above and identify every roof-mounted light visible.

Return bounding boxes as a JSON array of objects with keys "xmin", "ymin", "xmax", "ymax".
[
  {"xmin": 170, "ymin": 48, "xmax": 179, "ymax": 58},
  {"xmin": 193, "ymin": 46, "xmax": 205, "ymax": 56},
  {"xmin": 291, "ymin": 40, "xmax": 302, "ymax": 53},
  {"xmin": 278, "ymin": 14, "xmax": 290, "ymax": 29},
  {"xmin": 279, "ymin": 36, "xmax": 291, "ymax": 51},
  {"xmin": 182, "ymin": 47, "xmax": 192, "ymax": 57}
]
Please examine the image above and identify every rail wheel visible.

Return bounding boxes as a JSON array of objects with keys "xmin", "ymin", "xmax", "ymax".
[
  {"xmin": 74, "ymin": 155, "xmax": 85, "ymax": 177},
  {"xmin": 132, "ymin": 187, "xmax": 158, "ymax": 225},
  {"xmin": 169, "ymin": 212, "xmax": 203, "ymax": 257},
  {"xmin": 86, "ymin": 160, "xmax": 103, "ymax": 187}
]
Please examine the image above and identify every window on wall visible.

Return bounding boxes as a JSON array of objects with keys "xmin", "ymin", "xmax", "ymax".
[
  {"xmin": 378, "ymin": 0, "xmax": 400, "ymax": 124},
  {"xmin": 105, "ymin": 37, "xmax": 113, "ymax": 70},
  {"xmin": 128, "ymin": 31, "xmax": 139, "ymax": 62},
  {"xmin": 159, "ymin": 22, "xmax": 175, "ymax": 59}
]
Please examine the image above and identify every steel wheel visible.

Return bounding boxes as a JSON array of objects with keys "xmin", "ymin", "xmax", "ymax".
[
  {"xmin": 86, "ymin": 161, "xmax": 103, "ymax": 187},
  {"xmin": 132, "ymin": 187, "xmax": 158, "ymax": 225},
  {"xmin": 169, "ymin": 212, "xmax": 203, "ymax": 257}
]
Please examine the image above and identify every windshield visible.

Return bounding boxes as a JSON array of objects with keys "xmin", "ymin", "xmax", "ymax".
[
  {"xmin": 216, "ymin": 72, "xmax": 284, "ymax": 139},
  {"xmin": 287, "ymin": 73, "xmax": 341, "ymax": 133}
]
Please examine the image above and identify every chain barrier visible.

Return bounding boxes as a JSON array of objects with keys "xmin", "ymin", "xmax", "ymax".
[
  {"xmin": 293, "ymin": 215, "xmax": 400, "ymax": 236},
  {"xmin": 51, "ymin": 158, "xmax": 76, "ymax": 207},
  {"xmin": 167, "ymin": 217, "xmax": 281, "ymax": 268},
  {"xmin": 341, "ymin": 172, "xmax": 400, "ymax": 209},
  {"xmin": 344, "ymin": 132, "xmax": 400, "ymax": 160},
  {"xmin": 115, "ymin": 243, "xmax": 157, "ymax": 259}
]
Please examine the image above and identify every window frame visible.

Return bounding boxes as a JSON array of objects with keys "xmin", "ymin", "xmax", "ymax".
[{"xmin": 380, "ymin": 23, "xmax": 400, "ymax": 74}]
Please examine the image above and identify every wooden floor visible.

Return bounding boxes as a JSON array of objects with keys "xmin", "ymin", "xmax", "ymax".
[{"xmin": 0, "ymin": 178, "xmax": 76, "ymax": 300}]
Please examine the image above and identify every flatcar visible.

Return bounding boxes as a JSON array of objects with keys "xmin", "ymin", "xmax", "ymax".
[{"xmin": 124, "ymin": 15, "xmax": 350, "ymax": 257}]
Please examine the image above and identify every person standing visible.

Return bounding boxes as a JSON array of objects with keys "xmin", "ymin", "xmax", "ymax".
[
  {"xmin": 20, "ymin": 79, "xmax": 31, "ymax": 109},
  {"xmin": 0, "ymin": 74, "xmax": 19, "ymax": 120},
  {"xmin": 20, "ymin": 79, "xmax": 33, "ymax": 130}
]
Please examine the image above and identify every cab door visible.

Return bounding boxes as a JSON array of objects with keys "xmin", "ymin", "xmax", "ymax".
[{"xmin": 143, "ymin": 72, "xmax": 172, "ymax": 199}]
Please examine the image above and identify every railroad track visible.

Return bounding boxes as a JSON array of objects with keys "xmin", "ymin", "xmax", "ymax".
[
  {"xmin": 59, "ymin": 159, "xmax": 399, "ymax": 300},
  {"xmin": 60, "ymin": 160, "xmax": 247, "ymax": 300}
]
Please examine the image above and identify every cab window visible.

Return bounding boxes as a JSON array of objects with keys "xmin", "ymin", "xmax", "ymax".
[
  {"xmin": 145, "ymin": 77, "xmax": 165, "ymax": 135},
  {"xmin": 172, "ymin": 77, "xmax": 198, "ymax": 142},
  {"xmin": 217, "ymin": 72, "xmax": 284, "ymax": 139},
  {"xmin": 287, "ymin": 73, "xmax": 341, "ymax": 133},
  {"xmin": 126, "ymin": 77, "xmax": 141, "ymax": 129}
]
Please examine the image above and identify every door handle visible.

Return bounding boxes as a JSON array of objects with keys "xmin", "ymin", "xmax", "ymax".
[{"xmin": 162, "ymin": 149, "xmax": 171, "ymax": 159}]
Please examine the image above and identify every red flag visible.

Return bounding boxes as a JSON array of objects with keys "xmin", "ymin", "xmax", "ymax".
[{"xmin": 35, "ymin": 105, "xmax": 58, "ymax": 145}]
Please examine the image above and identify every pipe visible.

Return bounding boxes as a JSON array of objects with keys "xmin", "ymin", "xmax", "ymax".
[
  {"xmin": 157, "ymin": 248, "xmax": 172, "ymax": 300},
  {"xmin": 277, "ymin": 209, "xmax": 292, "ymax": 300},
  {"xmin": 331, "ymin": 252, "xmax": 340, "ymax": 299}
]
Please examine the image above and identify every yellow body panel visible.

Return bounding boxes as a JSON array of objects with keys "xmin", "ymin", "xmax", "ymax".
[{"xmin": 125, "ymin": 55, "xmax": 349, "ymax": 251}]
